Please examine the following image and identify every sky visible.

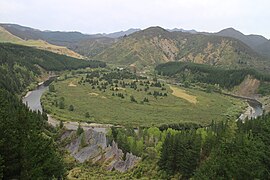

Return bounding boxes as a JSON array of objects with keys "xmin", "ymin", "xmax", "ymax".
[{"xmin": 0, "ymin": 0, "xmax": 269, "ymax": 38}]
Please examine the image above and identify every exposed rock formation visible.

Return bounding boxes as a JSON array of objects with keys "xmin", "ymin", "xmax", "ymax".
[{"xmin": 60, "ymin": 129, "xmax": 140, "ymax": 172}]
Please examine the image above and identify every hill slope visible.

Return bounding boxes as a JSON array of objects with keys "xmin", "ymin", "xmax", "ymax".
[
  {"xmin": 0, "ymin": 24, "xmax": 98, "ymax": 46},
  {"xmin": 0, "ymin": 26, "xmax": 83, "ymax": 58},
  {"xmin": 95, "ymin": 27, "xmax": 269, "ymax": 70},
  {"xmin": 215, "ymin": 28, "xmax": 270, "ymax": 58},
  {"xmin": 0, "ymin": 43, "xmax": 105, "ymax": 93}
]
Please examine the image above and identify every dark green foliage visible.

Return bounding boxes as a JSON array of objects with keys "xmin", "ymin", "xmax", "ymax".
[
  {"xmin": 159, "ymin": 122, "xmax": 202, "ymax": 131},
  {"xmin": 0, "ymin": 43, "xmax": 105, "ymax": 94},
  {"xmin": 59, "ymin": 120, "xmax": 64, "ymax": 129},
  {"xmin": 0, "ymin": 155, "xmax": 3, "ymax": 179},
  {"xmin": 0, "ymin": 89, "xmax": 65, "ymax": 179},
  {"xmin": 159, "ymin": 131, "xmax": 202, "ymax": 178},
  {"xmin": 194, "ymin": 115, "xmax": 270, "ymax": 179},
  {"xmin": 85, "ymin": 112, "xmax": 90, "ymax": 118},
  {"xmin": 258, "ymin": 82, "xmax": 270, "ymax": 95},
  {"xmin": 69, "ymin": 104, "xmax": 74, "ymax": 111},
  {"xmin": 59, "ymin": 100, "xmax": 65, "ymax": 109},
  {"xmin": 76, "ymin": 124, "xmax": 84, "ymax": 136},
  {"xmin": 49, "ymin": 84, "xmax": 55, "ymax": 92},
  {"xmin": 156, "ymin": 62, "xmax": 270, "ymax": 89},
  {"xmin": 130, "ymin": 95, "xmax": 137, "ymax": 103},
  {"xmin": 143, "ymin": 97, "xmax": 149, "ymax": 102}
]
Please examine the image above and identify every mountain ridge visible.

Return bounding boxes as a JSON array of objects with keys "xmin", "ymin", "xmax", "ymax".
[{"xmin": 95, "ymin": 26, "xmax": 269, "ymax": 71}]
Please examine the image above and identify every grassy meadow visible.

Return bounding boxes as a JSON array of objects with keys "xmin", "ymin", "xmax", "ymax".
[{"xmin": 41, "ymin": 70, "xmax": 245, "ymax": 127}]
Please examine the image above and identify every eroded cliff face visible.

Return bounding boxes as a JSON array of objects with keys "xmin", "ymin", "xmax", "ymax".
[{"xmin": 60, "ymin": 129, "xmax": 140, "ymax": 172}]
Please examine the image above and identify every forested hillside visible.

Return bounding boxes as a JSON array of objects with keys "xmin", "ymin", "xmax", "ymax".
[
  {"xmin": 0, "ymin": 89, "xmax": 64, "ymax": 179},
  {"xmin": 0, "ymin": 43, "xmax": 106, "ymax": 179},
  {"xmin": 156, "ymin": 62, "xmax": 270, "ymax": 89},
  {"xmin": 0, "ymin": 43, "xmax": 105, "ymax": 93}
]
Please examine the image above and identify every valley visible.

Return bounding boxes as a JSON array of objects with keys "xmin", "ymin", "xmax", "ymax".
[
  {"xmin": 1, "ymin": 23, "xmax": 270, "ymax": 179},
  {"xmin": 41, "ymin": 68, "xmax": 245, "ymax": 127}
]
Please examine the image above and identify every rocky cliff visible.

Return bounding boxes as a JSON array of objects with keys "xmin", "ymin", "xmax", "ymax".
[{"xmin": 60, "ymin": 129, "xmax": 140, "ymax": 172}]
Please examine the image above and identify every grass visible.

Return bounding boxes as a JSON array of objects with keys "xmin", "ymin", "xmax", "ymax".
[
  {"xmin": 0, "ymin": 26, "xmax": 83, "ymax": 59},
  {"xmin": 169, "ymin": 85, "xmax": 197, "ymax": 104},
  {"xmin": 41, "ymin": 72, "xmax": 245, "ymax": 127}
]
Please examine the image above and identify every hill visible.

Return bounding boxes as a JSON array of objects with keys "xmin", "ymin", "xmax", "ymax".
[
  {"xmin": 215, "ymin": 28, "xmax": 270, "ymax": 58},
  {"xmin": 0, "ymin": 43, "xmax": 105, "ymax": 94},
  {"xmin": 0, "ymin": 24, "xmax": 99, "ymax": 46},
  {"xmin": 0, "ymin": 26, "xmax": 83, "ymax": 58},
  {"xmin": 94, "ymin": 27, "xmax": 269, "ymax": 70},
  {"xmin": 103, "ymin": 28, "xmax": 141, "ymax": 38},
  {"xmin": 68, "ymin": 36, "xmax": 117, "ymax": 57}
]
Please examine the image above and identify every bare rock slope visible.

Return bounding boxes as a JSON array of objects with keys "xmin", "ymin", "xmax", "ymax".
[{"xmin": 60, "ymin": 129, "xmax": 140, "ymax": 172}]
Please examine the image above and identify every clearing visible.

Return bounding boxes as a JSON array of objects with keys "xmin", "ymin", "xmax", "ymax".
[{"xmin": 169, "ymin": 85, "xmax": 197, "ymax": 104}]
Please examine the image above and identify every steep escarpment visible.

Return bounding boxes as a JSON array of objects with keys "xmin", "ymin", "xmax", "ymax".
[{"xmin": 60, "ymin": 129, "xmax": 140, "ymax": 172}]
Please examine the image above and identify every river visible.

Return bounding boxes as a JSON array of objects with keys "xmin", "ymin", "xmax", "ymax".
[
  {"xmin": 238, "ymin": 99, "xmax": 263, "ymax": 121},
  {"xmin": 22, "ymin": 79, "xmax": 108, "ymax": 133},
  {"xmin": 23, "ymin": 80, "xmax": 264, "ymax": 131},
  {"xmin": 23, "ymin": 84, "xmax": 48, "ymax": 113}
]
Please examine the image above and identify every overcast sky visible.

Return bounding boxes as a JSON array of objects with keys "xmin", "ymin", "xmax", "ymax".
[{"xmin": 0, "ymin": 0, "xmax": 269, "ymax": 38}]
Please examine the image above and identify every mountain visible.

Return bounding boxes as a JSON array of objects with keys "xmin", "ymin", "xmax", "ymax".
[
  {"xmin": 68, "ymin": 36, "xmax": 117, "ymax": 57},
  {"xmin": 0, "ymin": 23, "xmax": 101, "ymax": 46},
  {"xmin": 216, "ymin": 28, "xmax": 268, "ymax": 49},
  {"xmin": 0, "ymin": 25, "xmax": 83, "ymax": 58},
  {"xmin": 168, "ymin": 28, "xmax": 197, "ymax": 34},
  {"xmin": 94, "ymin": 26, "xmax": 269, "ymax": 70},
  {"xmin": 215, "ymin": 28, "xmax": 270, "ymax": 58},
  {"xmin": 103, "ymin": 28, "xmax": 141, "ymax": 38},
  {"xmin": 254, "ymin": 40, "xmax": 270, "ymax": 57}
]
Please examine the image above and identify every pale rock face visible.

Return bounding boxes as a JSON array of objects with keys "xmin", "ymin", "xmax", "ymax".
[{"xmin": 61, "ymin": 129, "xmax": 141, "ymax": 172}]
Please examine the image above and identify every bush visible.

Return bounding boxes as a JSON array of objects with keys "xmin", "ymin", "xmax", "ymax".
[
  {"xmin": 85, "ymin": 112, "xmax": 90, "ymax": 118},
  {"xmin": 69, "ymin": 105, "xmax": 74, "ymax": 111}
]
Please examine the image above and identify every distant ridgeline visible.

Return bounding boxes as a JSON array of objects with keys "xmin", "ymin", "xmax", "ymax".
[
  {"xmin": 0, "ymin": 43, "xmax": 106, "ymax": 179},
  {"xmin": 156, "ymin": 62, "xmax": 270, "ymax": 89},
  {"xmin": 0, "ymin": 43, "xmax": 106, "ymax": 94}
]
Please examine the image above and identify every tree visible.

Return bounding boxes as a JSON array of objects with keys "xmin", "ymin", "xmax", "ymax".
[
  {"xmin": 76, "ymin": 124, "xmax": 84, "ymax": 136},
  {"xmin": 85, "ymin": 112, "xmax": 90, "ymax": 118},
  {"xmin": 59, "ymin": 120, "xmax": 64, "ymax": 129},
  {"xmin": 0, "ymin": 89, "xmax": 65, "ymax": 179},
  {"xmin": 0, "ymin": 155, "xmax": 3, "ymax": 179},
  {"xmin": 69, "ymin": 105, "xmax": 74, "ymax": 111},
  {"xmin": 130, "ymin": 95, "xmax": 137, "ymax": 103},
  {"xmin": 59, "ymin": 100, "xmax": 65, "ymax": 109},
  {"xmin": 48, "ymin": 84, "xmax": 55, "ymax": 92}
]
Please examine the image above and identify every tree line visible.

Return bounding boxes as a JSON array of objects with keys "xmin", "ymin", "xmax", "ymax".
[
  {"xmin": 156, "ymin": 62, "xmax": 270, "ymax": 89},
  {"xmin": 0, "ymin": 43, "xmax": 105, "ymax": 94}
]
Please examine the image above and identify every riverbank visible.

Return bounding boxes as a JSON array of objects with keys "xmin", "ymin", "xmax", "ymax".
[
  {"xmin": 47, "ymin": 114, "xmax": 112, "ymax": 133},
  {"xmin": 222, "ymin": 92, "xmax": 264, "ymax": 121}
]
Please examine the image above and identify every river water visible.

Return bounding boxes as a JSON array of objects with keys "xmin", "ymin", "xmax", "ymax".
[
  {"xmin": 23, "ymin": 84, "xmax": 48, "ymax": 113},
  {"xmin": 22, "ymin": 80, "xmax": 108, "ymax": 133},
  {"xmin": 238, "ymin": 100, "xmax": 263, "ymax": 121}
]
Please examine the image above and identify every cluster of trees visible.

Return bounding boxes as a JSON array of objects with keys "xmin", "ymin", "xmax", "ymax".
[
  {"xmin": 101, "ymin": 69, "xmax": 146, "ymax": 83},
  {"xmin": 107, "ymin": 113, "xmax": 270, "ymax": 179},
  {"xmin": 77, "ymin": 70, "xmax": 169, "ymax": 103},
  {"xmin": 258, "ymin": 82, "xmax": 270, "ymax": 96},
  {"xmin": 0, "ymin": 89, "xmax": 65, "ymax": 179},
  {"xmin": 156, "ymin": 62, "xmax": 270, "ymax": 89},
  {"xmin": 159, "ymin": 115, "xmax": 270, "ymax": 179},
  {"xmin": 159, "ymin": 131, "xmax": 202, "ymax": 178},
  {"xmin": 0, "ymin": 43, "xmax": 105, "ymax": 94},
  {"xmin": 112, "ymin": 92, "xmax": 125, "ymax": 99}
]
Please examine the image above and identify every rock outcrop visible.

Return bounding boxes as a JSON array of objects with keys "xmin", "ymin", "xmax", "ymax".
[{"xmin": 60, "ymin": 129, "xmax": 140, "ymax": 172}]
